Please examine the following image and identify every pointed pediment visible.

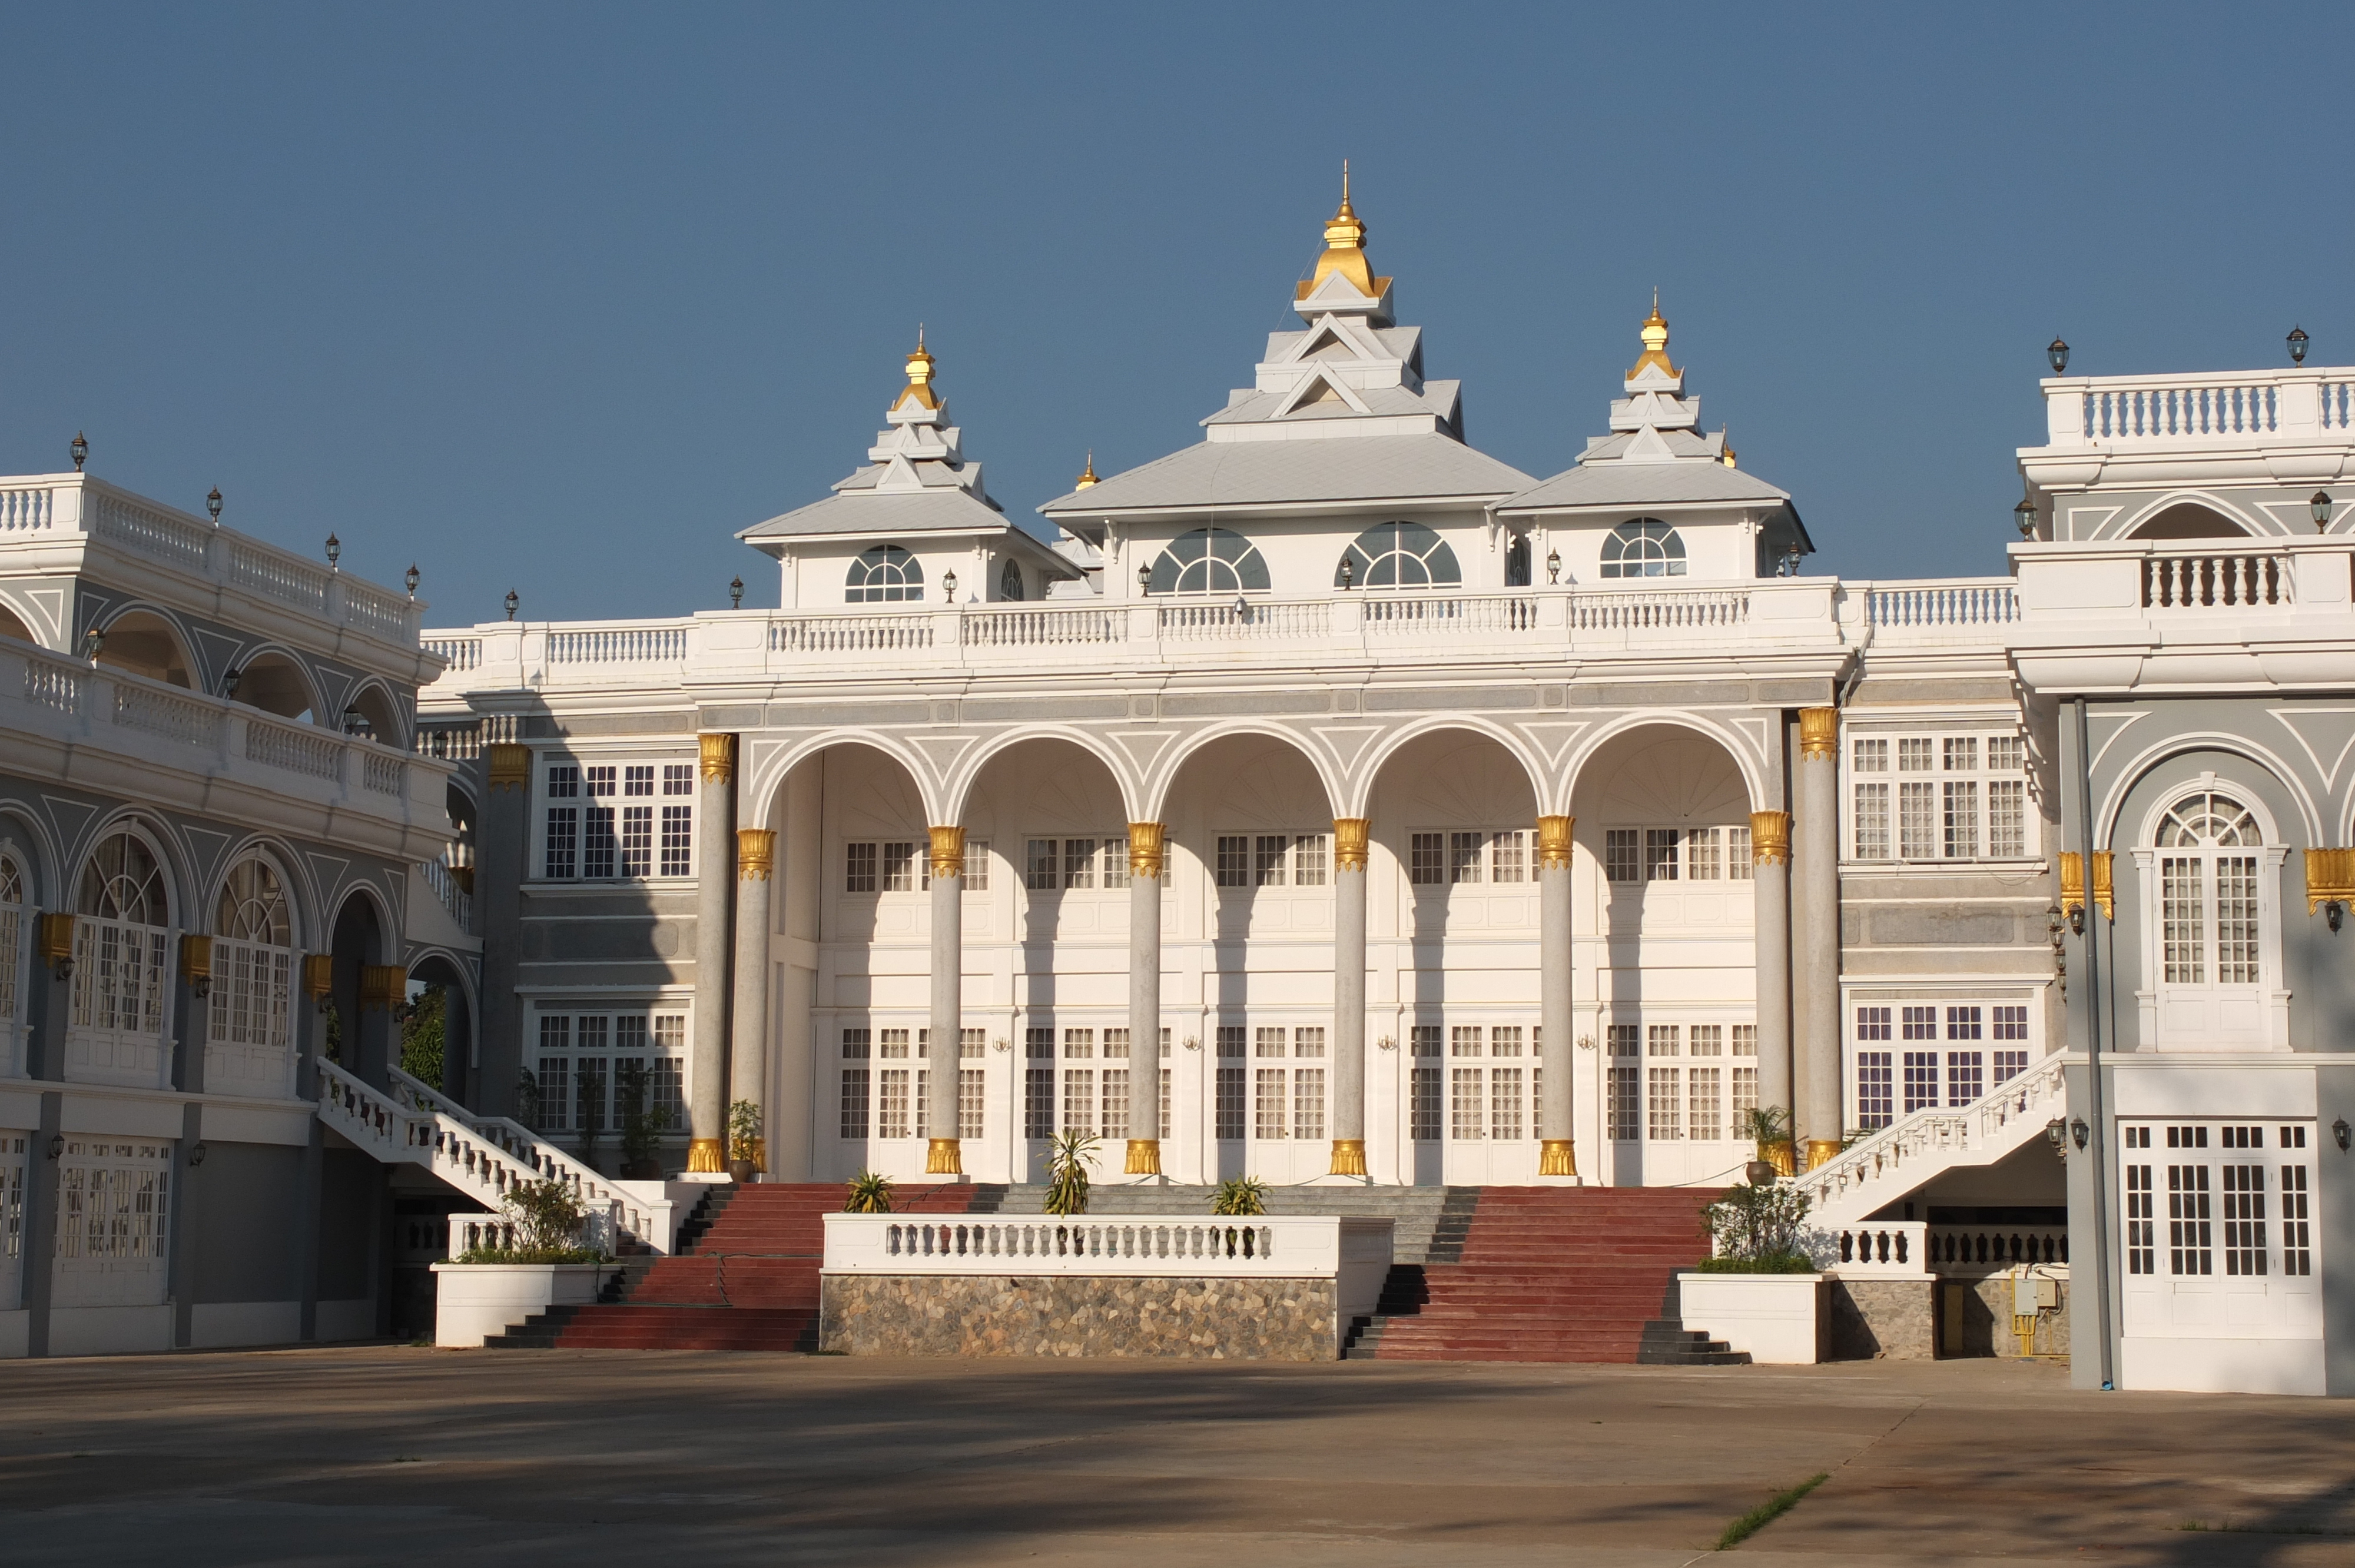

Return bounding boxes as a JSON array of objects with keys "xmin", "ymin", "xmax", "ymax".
[{"xmin": 1278, "ymin": 370, "xmax": 1372, "ymax": 418}]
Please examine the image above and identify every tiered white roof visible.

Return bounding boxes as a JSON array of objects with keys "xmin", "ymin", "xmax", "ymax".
[
  {"xmin": 741, "ymin": 335, "xmax": 1017, "ymax": 547},
  {"xmin": 1042, "ymin": 175, "xmax": 1534, "ymax": 523}
]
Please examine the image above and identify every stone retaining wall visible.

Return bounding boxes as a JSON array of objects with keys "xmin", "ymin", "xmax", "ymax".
[
  {"xmin": 820, "ymin": 1275, "xmax": 1342, "ymax": 1360},
  {"xmin": 1826, "ymin": 1278, "xmax": 1936, "ymax": 1360}
]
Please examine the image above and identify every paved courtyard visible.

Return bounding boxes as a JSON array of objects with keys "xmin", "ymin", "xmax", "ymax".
[{"xmin": 2, "ymin": 1347, "xmax": 2351, "ymax": 1566}]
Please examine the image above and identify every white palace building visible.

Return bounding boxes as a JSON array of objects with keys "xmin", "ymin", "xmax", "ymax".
[{"xmin": 3, "ymin": 183, "xmax": 2351, "ymax": 1393}]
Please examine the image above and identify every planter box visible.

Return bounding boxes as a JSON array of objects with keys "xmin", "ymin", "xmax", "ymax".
[
  {"xmin": 1677, "ymin": 1272, "xmax": 1825, "ymax": 1364},
  {"xmin": 428, "ymin": 1263, "xmax": 603, "ymax": 1348}
]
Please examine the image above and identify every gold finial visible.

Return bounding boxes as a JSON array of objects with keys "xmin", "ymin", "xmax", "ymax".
[
  {"xmin": 1629, "ymin": 291, "xmax": 1679, "ymax": 378},
  {"xmin": 1721, "ymin": 430, "xmax": 1738, "ymax": 469},
  {"xmin": 894, "ymin": 324, "xmax": 940, "ymax": 411},
  {"xmin": 1075, "ymin": 450, "xmax": 1098, "ymax": 489},
  {"xmin": 1299, "ymin": 161, "xmax": 1385, "ymax": 302}
]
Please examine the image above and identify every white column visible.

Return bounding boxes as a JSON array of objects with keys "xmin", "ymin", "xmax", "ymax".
[
  {"xmin": 1126, "ymin": 822, "xmax": 1165, "ymax": 1176},
  {"xmin": 730, "ymin": 829, "xmax": 775, "ymax": 1174},
  {"xmin": 926, "ymin": 826, "xmax": 964, "ymax": 1175},
  {"xmin": 1752, "ymin": 809, "xmax": 1795, "ymax": 1174},
  {"xmin": 688, "ymin": 733, "xmax": 736, "ymax": 1174},
  {"xmin": 1537, "ymin": 815, "xmax": 1576, "ymax": 1176},
  {"xmin": 1796, "ymin": 709, "xmax": 1842, "ymax": 1171},
  {"xmin": 1330, "ymin": 818, "xmax": 1369, "ymax": 1176}
]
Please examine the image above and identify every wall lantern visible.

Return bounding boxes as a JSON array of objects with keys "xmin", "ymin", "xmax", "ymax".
[
  {"xmin": 1545, "ymin": 547, "xmax": 1561, "ymax": 585},
  {"xmin": 2015, "ymin": 494, "xmax": 2039, "ymax": 539},
  {"xmin": 504, "ymin": 589, "xmax": 519, "ymax": 622},
  {"xmin": 2069, "ymin": 1117, "xmax": 2089, "ymax": 1151},
  {"xmin": 1136, "ymin": 563, "xmax": 1150, "ymax": 595},
  {"xmin": 187, "ymin": 1142, "xmax": 207, "ymax": 1168},
  {"xmin": 2311, "ymin": 491, "xmax": 2333, "ymax": 534},
  {"xmin": 223, "ymin": 666, "xmax": 242, "ymax": 699},
  {"xmin": 941, "ymin": 570, "xmax": 958, "ymax": 602},
  {"xmin": 2288, "ymin": 325, "xmax": 2310, "ymax": 366},
  {"xmin": 47, "ymin": 1134, "xmax": 64, "ymax": 1160},
  {"xmin": 1338, "ymin": 554, "xmax": 1355, "ymax": 590},
  {"xmin": 729, "ymin": 576, "xmax": 744, "ymax": 609},
  {"xmin": 207, "ymin": 487, "xmax": 223, "ymax": 522},
  {"xmin": 2335, "ymin": 1117, "xmax": 2350, "ymax": 1152},
  {"xmin": 70, "ymin": 431, "xmax": 88, "ymax": 471},
  {"xmin": 324, "ymin": 533, "xmax": 341, "ymax": 568},
  {"xmin": 406, "ymin": 563, "xmax": 421, "ymax": 599},
  {"xmin": 2044, "ymin": 1117, "xmax": 2068, "ymax": 1154},
  {"xmin": 2046, "ymin": 337, "xmax": 2070, "ymax": 374}
]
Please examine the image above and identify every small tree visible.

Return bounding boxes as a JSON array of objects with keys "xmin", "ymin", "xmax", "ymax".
[
  {"xmin": 1043, "ymin": 1128, "xmax": 1097, "ymax": 1216},
  {"xmin": 399, "ymin": 984, "xmax": 446, "ymax": 1085},
  {"xmin": 503, "ymin": 1177, "xmax": 591, "ymax": 1254},
  {"xmin": 1210, "ymin": 1176, "xmax": 1268, "ymax": 1217},
  {"xmin": 323, "ymin": 1002, "xmax": 343, "ymax": 1065},
  {"xmin": 845, "ymin": 1169, "xmax": 894, "ymax": 1214},
  {"xmin": 728, "ymin": 1098, "xmax": 763, "ymax": 1165},
  {"xmin": 1699, "ymin": 1182, "xmax": 1815, "ymax": 1273}
]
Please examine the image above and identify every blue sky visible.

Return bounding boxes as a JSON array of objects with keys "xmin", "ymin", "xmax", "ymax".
[{"xmin": 1, "ymin": 4, "xmax": 2345, "ymax": 623}]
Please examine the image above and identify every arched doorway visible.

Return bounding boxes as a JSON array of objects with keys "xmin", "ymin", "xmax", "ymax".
[{"xmin": 70, "ymin": 825, "xmax": 177, "ymax": 1089}]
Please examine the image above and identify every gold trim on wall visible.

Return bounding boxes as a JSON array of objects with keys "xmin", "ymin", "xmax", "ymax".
[
  {"xmin": 486, "ymin": 743, "xmax": 530, "ymax": 792},
  {"xmin": 360, "ymin": 965, "xmax": 407, "ymax": 1012},
  {"xmin": 928, "ymin": 825, "xmax": 966, "ymax": 879},
  {"xmin": 926, "ymin": 1137, "xmax": 963, "ymax": 1175},
  {"xmin": 2090, "ymin": 851, "xmax": 2114, "ymax": 921},
  {"xmin": 1538, "ymin": 1139, "xmax": 1577, "ymax": 1177},
  {"xmin": 1805, "ymin": 1138, "xmax": 1842, "ymax": 1172},
  {"xmin": 1125, "ymin": 1138, "xmax": 1162, "ymax": 1175},
  {"xmin": 698, "ymin": 732, "xmax": 735, "ymax": 784},
  {"xmin": 2059, "ymin": 852, "xmax": 2084, "ymax": 919},
  {"xmin": 1127, "ymin": 822, "xmax": 1166, "ymax": 880},
  {"xmin": 1799, "ymin": 707, "xmax": 1839, "ymax": 760},
  {"xmin": 1333, "ymin": 818, "xmax": 1371, "ymax": 872},
  {"xmin": 2306, "ymin": 847, "xmax": 2355, "ymax": 913},
  {"xmin": 301, "ymin": 952, "xmax": 334, "ymax": 999},
  {"xmin": 737, "ymin": 829, "xmax": 775, "ymax": 881},
  {"xmin": 1328, "ymin": 1138, "xmax": 1366, "ymax": 1177},
  {"xmin": 178, "ymin": 934, "xmax": 212, "ymax": 985},
  {"xmin": 686, "ymin": 1137, "xmax": 725, "ymax": 1174},
  {"xmin": 1537, "ymin": 815, "xmax": 1574, "ymax": 871},
  {"xmin": 37, "ymin": 912, "xmax": 75, "ymax": 967},
  {"xmin": 1750, "ymin": 810, "xmax": 1792, "ymax": 866}
]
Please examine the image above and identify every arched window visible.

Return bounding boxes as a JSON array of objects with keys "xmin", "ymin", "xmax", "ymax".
[
  {"xmin": 212, "ymin": 857, "xmax": 294, "ymax": 1093},
  {"xmin": 847, "ymin": 545, "xmax": 925, "ymax": 604},
  {"xmin": 0, "ymin": 851, "xmax": 24, "ymax": 1057},
  {"xmin": 1600, "ymin": 519, "xmax": 1687, "ymax": 579},
  {"xmin": 71, "ymin": 829, "xmax": 172, "ymax": 1085},
  {"xmin": 1335, "ymin": 522, "xmax": 1462, "ymax": 590},
  {"xmin": 1146, "ymin": 528, "xmax": 1270, "ymax": 595},
  {"xmin": 1000, "ymin": 559, "xmax": 1024, "ymax": 602},
  {"xmin": 2156, "ymin": 792, "xmax": 2262, "ymax": 987}
]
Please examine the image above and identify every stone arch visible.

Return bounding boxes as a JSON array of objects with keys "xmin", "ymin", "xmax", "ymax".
[
  {"xmin": 340, "ymin": 676, "xmax": 407, "ymax": 748},
  {"xmin": 92, "ymin": 606, "xmax": 197, "ymax": 688},
  {"xmin": 407, "ymin": 948, "xmax": 477, "ymax": 1100},
  {"xmin": 1350, "ymin": 716, "xmax": 1551, "ymax": 818},
  {"xmin": 229, "ymin": 646, "xmax": 321, "ymax": 722},
  {"xmin": 942, "ymin": 726, "xmax": 1143, "ymax": 824},
  {"xmin": 0, "ymin": 599, "xmax": 34, "ymax": 646},
  {"xmin": 1143, "ymin": 723, "xmax": 1345, "ymax": 821},
  {"xmin": 1561, "ymin": 712, "xmax": 1769, "ymax": 814},
  {"xmin": 2108, "ymin": 491, "xmax": 2267, "ymax": 542},
  {"xmin": 72, "ymin": 814, "xmax": 183, "ymax": 930},
  {"xmin": 2097, "ymin": 733, "xmax": 2318, "ymax": 849},
  {"xmin": 0, "ymin": 804, "xmax": 62, "ymax": 909},
  {"xmin": 207, "ymin": 840, "xmax": 307, "ymax": 949},
  {"xmin": 748, "ymin": 729, "xmax": 944, "ymax": 829}
]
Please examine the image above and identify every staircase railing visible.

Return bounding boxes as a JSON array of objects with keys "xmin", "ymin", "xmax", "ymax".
[
  {"xmin": 387, "ymin": 1065, "xmax": 661, "ymax": 1244},
  {"xmin": 1793, "ymin": 1055, "xmax": 2068, "ymax": 1225}
]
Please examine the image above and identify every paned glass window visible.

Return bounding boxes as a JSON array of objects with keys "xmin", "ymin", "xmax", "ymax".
[
  {"xmin": 1335, "ymin": 521, "xmax": 1463, "ymax": 589},
  {"xmin": 1599, "ymin": 519, "xmax": 1687, "ymax": 578},
  {"xmin": 2169, "ymin": 1164, "xmax": 2213, "ymax": 1275},
  {"xmin": 1146, "ymin": 527, "xmax": 1269, "ymax": 594},
  {"xmin": 846, "ymin": 544, "xmax": 924, "ymax": 603}
]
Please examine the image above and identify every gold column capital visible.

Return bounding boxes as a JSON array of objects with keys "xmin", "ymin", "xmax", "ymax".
[
  {"xmin": 1750, "ymin": 810, "xmax": 1792, "ymax": 866},
  {"xmin": 686, "ymin": 1137, "xmax": 726, "ymax": 1174},
  {"xmin": 2089, "ymin": 851, "xmax": 2114, "ymax": 921},
  {"xmin": 486, "ymin": 742, "xmax": 530, "ymax": 792},
  {"xmin": 926, "ymin": 1137, "xmax": 963, "ymax": 1175},
  {"xmin": 1127, "ymin": 822, "xmax": 1166, "ymax": 880},
  {"xmin": 37, "ymin": 912, "xmax": 75, "ymax": 967},
  {"xmin": 1328, "ymin": 1138, "xmax": 1366, "ymax": 1177},
  {"xmin": 1125, "ymin": 1138, "xmax": 1163, "ymax": 1175},
  {"xmin": 301, "ymin": 952, "xmax": 334, "ymax": 999},
  {"xmin": 1333, "ymin": 818, "xmax": 1370, "ymax": 872},
  {"xmin": 178, "ymin": 934, "xmax": 213, "ymax": 985},
  {"xmin": 1538, "ymin": 1139, "xmax": 1577, "ymax": 1177},
  {"xmin": 1537, "ymin": 815, "xmax": 1574, "ymax": 871},
  {"xmin": 360, "ymin": 965, "xmax": 407, "ymax": 1012},
  {"xmin": 1804, "ymin": 1138, "xmax": 1843, "ymax": 1172},
  {"xmin": 1798, "ymin": 707, "xmax": 1839, "ymax": 760},
  {"xmin": 1760, "ymin": 1138, "xmax": 1797, "ymax": 1177},
  {"xmin": 698, "ymin": 732, "xmax": 736, "ymax": 784},
  {"xmin": 2307, "ymin": 847, "xmax": 2355, "ymax": 913},
  {"xmin": 928, "ymin": 825, "xmax": 966, "ymax": 879},
  {"xmin": 2058, "ymin": 851, "xmax": 2085, "ymax": 918},
  {"xmin": 737, "ymin": 829, "xmax": 775, "ymax": 881}
]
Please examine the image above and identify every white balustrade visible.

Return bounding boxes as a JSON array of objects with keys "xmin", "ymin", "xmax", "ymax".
[
  {"xmin": 548, "ymin": 624, "xmax": 688, "ymax": 665},
  {"xmin": 771, "ymin": 614, "xmax": 933, "ymax": 653},
  {"xmin": 0, "ymin": 485, "xmax": 56, "ymax": 532},
  {"xmin": 343, "ymin": 581, "xmax": 410, "ymax": 643},
  {"xmin": 421, "ymin": 856, "xmax": 472, "ymax": 931},
  {"xmin": 424, "ymin": 637, "xmax": 482, "ymax": 671},
  {"xmin": 961, "ymin": 606, "xmax": 1126, "ymax": 647},
  {"xmin": 2325, "ymin": 380, "xmax": 2355, "ymax": 431},
  {"xmin": 245, "ymin": 715, "xmax": 343, "ymax": 780},
  {"xmin": 2087, "ymin": 380, "xmax": 2276, "ymax": 441},
  {"xmin": 1157, "ymin": 599, "xmax": 1331, "ymax": 640},
  {"xmin": 1926, "ymin": 1224, "xmax": 2068, "ymax": 1273},
  {"xmin": 824, "ymin": 1212, "xmax": 1394, "ymax": 1286},
  {"xmin": 1361, "ymin": 593, "xmax": 1539, "ymax": 634},
  {"xmin": 415, "ymin": 722, "xmax": 483, "ymax": 760},
  {"xmin": 1812, "ymin": 1221, "xmax": 1931, "ymax": 1278},
  {"xmin": 23, "ymin": 652, "xmax": 83, "ymax": 715},
  {"xmin": 1866, "ymin": 582, "xmax": 2018, "ymax": 630},
  {"xmin": 387, "ymin": 1065, "xmax": 665, "ymax": 1247},
  {"xmin": 1795, "ymin": 1055, "xmax": 2068, "ymax": 1227},
  {"xmin": 1568, "ymin": 587, "xmax": 1748, "ymax": 632},
  {"xmin": 113, "ymin": 683, "xmax": 221, "ymax": 748},
  {"xmin": 230, "ymin": 543, "xmax": 329, "ymax": 613},
  {"xmin": 2141, "ymin": 548, "xmax": 2291, "ymax": 609},
  {"xmin": 92, "ymin": 493, "xmax": 210, "ymax": 570},
  {"xmin": 361, "ymin": 750, "xmax": 406, "ymax": 795}
]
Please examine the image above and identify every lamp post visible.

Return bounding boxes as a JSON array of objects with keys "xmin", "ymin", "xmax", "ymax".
[
  {"xmin": 729, "ymin": 576, "xmax": 744, "ymax": 609},
  {"xmin": 223, "ymin": 666, "xmax": 242, "ymax": 700},
  {"xmin": 324, "ymin": 534, "xmax": 340, "ymax": 569},
  {"xmin": 1136, "ymin": 563, "xmax": 1150, "ymax": 597},
  {"xmin": 504, "ymin": 589, "xmax": 519, "ymax": 622},
  {"xmin": 70, "ymin": 432, "xmax": 87, "ymax": 471},
  {"xmin": 2311, "ymin": 491, "xmax": 2333, "ymax": 534},
  {"xmin": 942, "ymin": 570, "xmax": 957, "ymax": 602},
  {"xmin": 2047, "ymin": 337, "xmax": 2070, "ymax": 374},
  {"xmin": 2015, "ymin": 494, "xmax": 2040, "ymax": 540},
  {"xmin": 405, "ymin": 564, "xmax": 420, "ymax": 599},
  {"xmin": 207, "ymin": 489, "xmax": 223, "ymax": 523},
  {"xmin": 2289, "ymin": 325, "xmax": 2310, "ymax": 366},
  {"xmin": 1545, "ymin": 547, "xmax": 1560, "ymax": 585},
  {"xmin": 1338, "ymin": 554, "xmax": 1354, "ymax": 590},
  {"xmin": 82, "ymin": 626, "xmax": 105, "ymax": 663}
]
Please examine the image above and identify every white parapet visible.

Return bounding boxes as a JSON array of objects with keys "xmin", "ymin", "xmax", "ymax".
[
  {"xmin": 1677, "ymin": 1272, "xmax": 1825, "ymax": 1364},
  {"xmin": 428, "ymin": 1261, "xmax": 605, "ymax": 1348},
  {"xmin": 822, "ymin": 1212, "xmax": 1394, "ymax": 1320}
]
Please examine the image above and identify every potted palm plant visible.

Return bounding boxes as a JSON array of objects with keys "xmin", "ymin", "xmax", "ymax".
[
  {"xmin": 1210, "ymin": 1176, "xmax": 1268, "ymax": 1216},
  {"xmin": 727, "ymin": 1098, "xmax": 762, "ymax": 1184},
  {"xmin": 845, "ymin": 1169, "xmax": 894, "ymax": 1214},
  {"xmin": 1738, "ymin": 1104, "xmax": 1797, "ymax": 1181}
]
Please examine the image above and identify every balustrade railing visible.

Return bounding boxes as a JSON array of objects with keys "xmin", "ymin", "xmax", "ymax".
[
  {"xmin": 1927, "ymin": 1224, "xmax": 2068, "ymax": 1273},
  {"xmin": 1813, "ymin": 1221, "xmax": 1930, "ymax": 1277},
  {"xmin": 0, "ymin": 484, "xmax": 57, "ymax": 532},
  {"xmin": 246, "ymin": 716, "xmax": 344, "ymax": 780},
  {"xmin": 361, "ymin": 749, "xmax": 407, "ymax": 795},
  {"xmin": 548, "ymin": 625, "xmax": 688, "ymax": 664},
  {"xmin": 230, "ymin": 543, "xmax": 329, "ymax": 613},
  {"xmin": 1156, "ymin": 599, "xmax": 1331, "ymax": 640},
  {"xmin": 24, "ymin": 653, "xmax": 82, "ymax": 715},
  {"xmin": 387, "ymin": 1067, "xmax": 662, "ymax": 1245},
  {"xmin": 425, "ymin": 636, "xmax": 482, "ymax": 671},
  {"xmin": 113, "ymin": 683, "xmax": 221, "ymax": 748},
  {"xmin": 2142, "ymin": 549, "xmax": 2292, "ymax": 609},
  {"xmin": 416, "ymin": 722, "xmax": 483, "ymax": 760},
  {"xmin": 1796, "ymin": 1055, "xmax": 2068, "ymax": 1225},
  {"xmin": 1361, "ymin": 593, "xmax": 1539, "ymax": 634},
  {"xmin": 92, "ymin": 493, "xmax": 211, "ymax": 571},
  {"xmin": 1866, "ymin": 582, "xmax": 2018, "ymax": 629},
  {"xmin": 824, "ymin": 1212, "xmax": 1393, "ymax": 1282},
  {"xmin": 771, "ymin": 614, "xmax": 933, "ymax": 653},
  {"xmin": 960, "ymin": 606, "xmax": 1126, "ymax": 647},
  {"xmin": 1568, "ymin": 587, "xmax": 1748, "ymax": 632},
  {"xmin": 421, "ymin": 856, "xmax": 473, "ymax": 931},
  {"xmin": 2087, "ymin": 380, "xmax": 2277, "ymax": 441}
]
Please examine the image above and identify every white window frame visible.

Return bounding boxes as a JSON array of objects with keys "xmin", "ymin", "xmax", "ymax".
[
  {"xmin": 1845, "ymin": 728, "xmax": 2036, "ymax": 865},
  {"xmin": 528, "ymin": 1001, "xmax": 692, "ymax": 1141},
  {"xmin": 1600, "ymin": 825, "xmax": 1754, "ymax": 885},
  {"xmin": 536, "ymin": 753, "xmax": 697, "ymax": 885},
  {"xmin": 2131, "ymin": 778, "xmax": 2290, "ymax": 1052}
]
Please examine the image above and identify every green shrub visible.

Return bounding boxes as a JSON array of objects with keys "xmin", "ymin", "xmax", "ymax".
[
  {"xmin": 452, "ymin": 1245, "xmax": 603, "ymax": 1265},
  {"xmin": 503, "ymin": 1177, "xmax": 590, "ymax": 1253},
  {"xmin": 1692, "ymin": 1251, "xmax": 1817, "ymax": 1274},
  {"xmin": 1702, "ymin": 1181, "xmax": 1813, "ymax": 1267},
  {"xmin": 728, "ymin": 1098, "xmax": 763, "ymax": 1164},
  {"xmin": 1210, "ymin": 1177, "xmax": 1268, "ymax": 1217},
  {"xmin": 845, "ymin": 1169, "xmax": 894, "ymax": 1214},
  {"xmin": 1043, "ymin": 1129, "xmax": 1096, "ymax": 1215}
]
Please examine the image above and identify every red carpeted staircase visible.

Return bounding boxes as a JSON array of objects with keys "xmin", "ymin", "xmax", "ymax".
[
  {"xmin": 1349, "ymin": 1186, "xmax": 1722, "ymax": 1363},
  {"xmin": 486, "ymin": 1182, "xmax": 983, "ymax": 1352}
]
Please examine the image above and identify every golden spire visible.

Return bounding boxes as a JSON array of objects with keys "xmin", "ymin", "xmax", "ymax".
[
  {"xmin": 1628, "ymin": 289, "xmax": 1680, "ymax": 378},
  {"xmin": 1299, "ymin": 160, "xmax": 1385, "ymax": 301},
  {"xmin": 893, "ymin": 324, "xmax": 939, "ymax": 411},
  {"xmin": 1075, "ymin": 450, "xmax": 1099, "ymax": 490},
  {"xmin": 1721, "ymin": 430, "xmax": 1738, "ymax": 469}
]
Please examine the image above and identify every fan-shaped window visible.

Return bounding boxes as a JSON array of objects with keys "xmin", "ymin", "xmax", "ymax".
[
  {"xmin": 216, "ymin": 858, "xmax": 292, "ymax": 945},
  {"xmin": 847, "ymin": 545, "xmax": 925, "ymax": 604},
  {"xmin": 1146, "ymin": 528, "xmax": 1270, "ymax": 595},
  {"xmin": 1600, "ymin": 519, "xmax": 1687, "ymax": 579},
  {"xmin": 1335, "ymin": 522, "xmax": 1462, "ymax": 590},
  {"xmin": 2131, "ymin": 503, "xmax": 2248, "ymax": 543},
  {"xmin": 2156, "ymin": 792, "xmax": 2262, "ymax": 988},
  {"xmin": 1000, "ymin": 559, "xmax": 1024, "ymax": 602},
  {"xmin": 79, "ymin": 831, "xmax": 167, "ymax": 926}
]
